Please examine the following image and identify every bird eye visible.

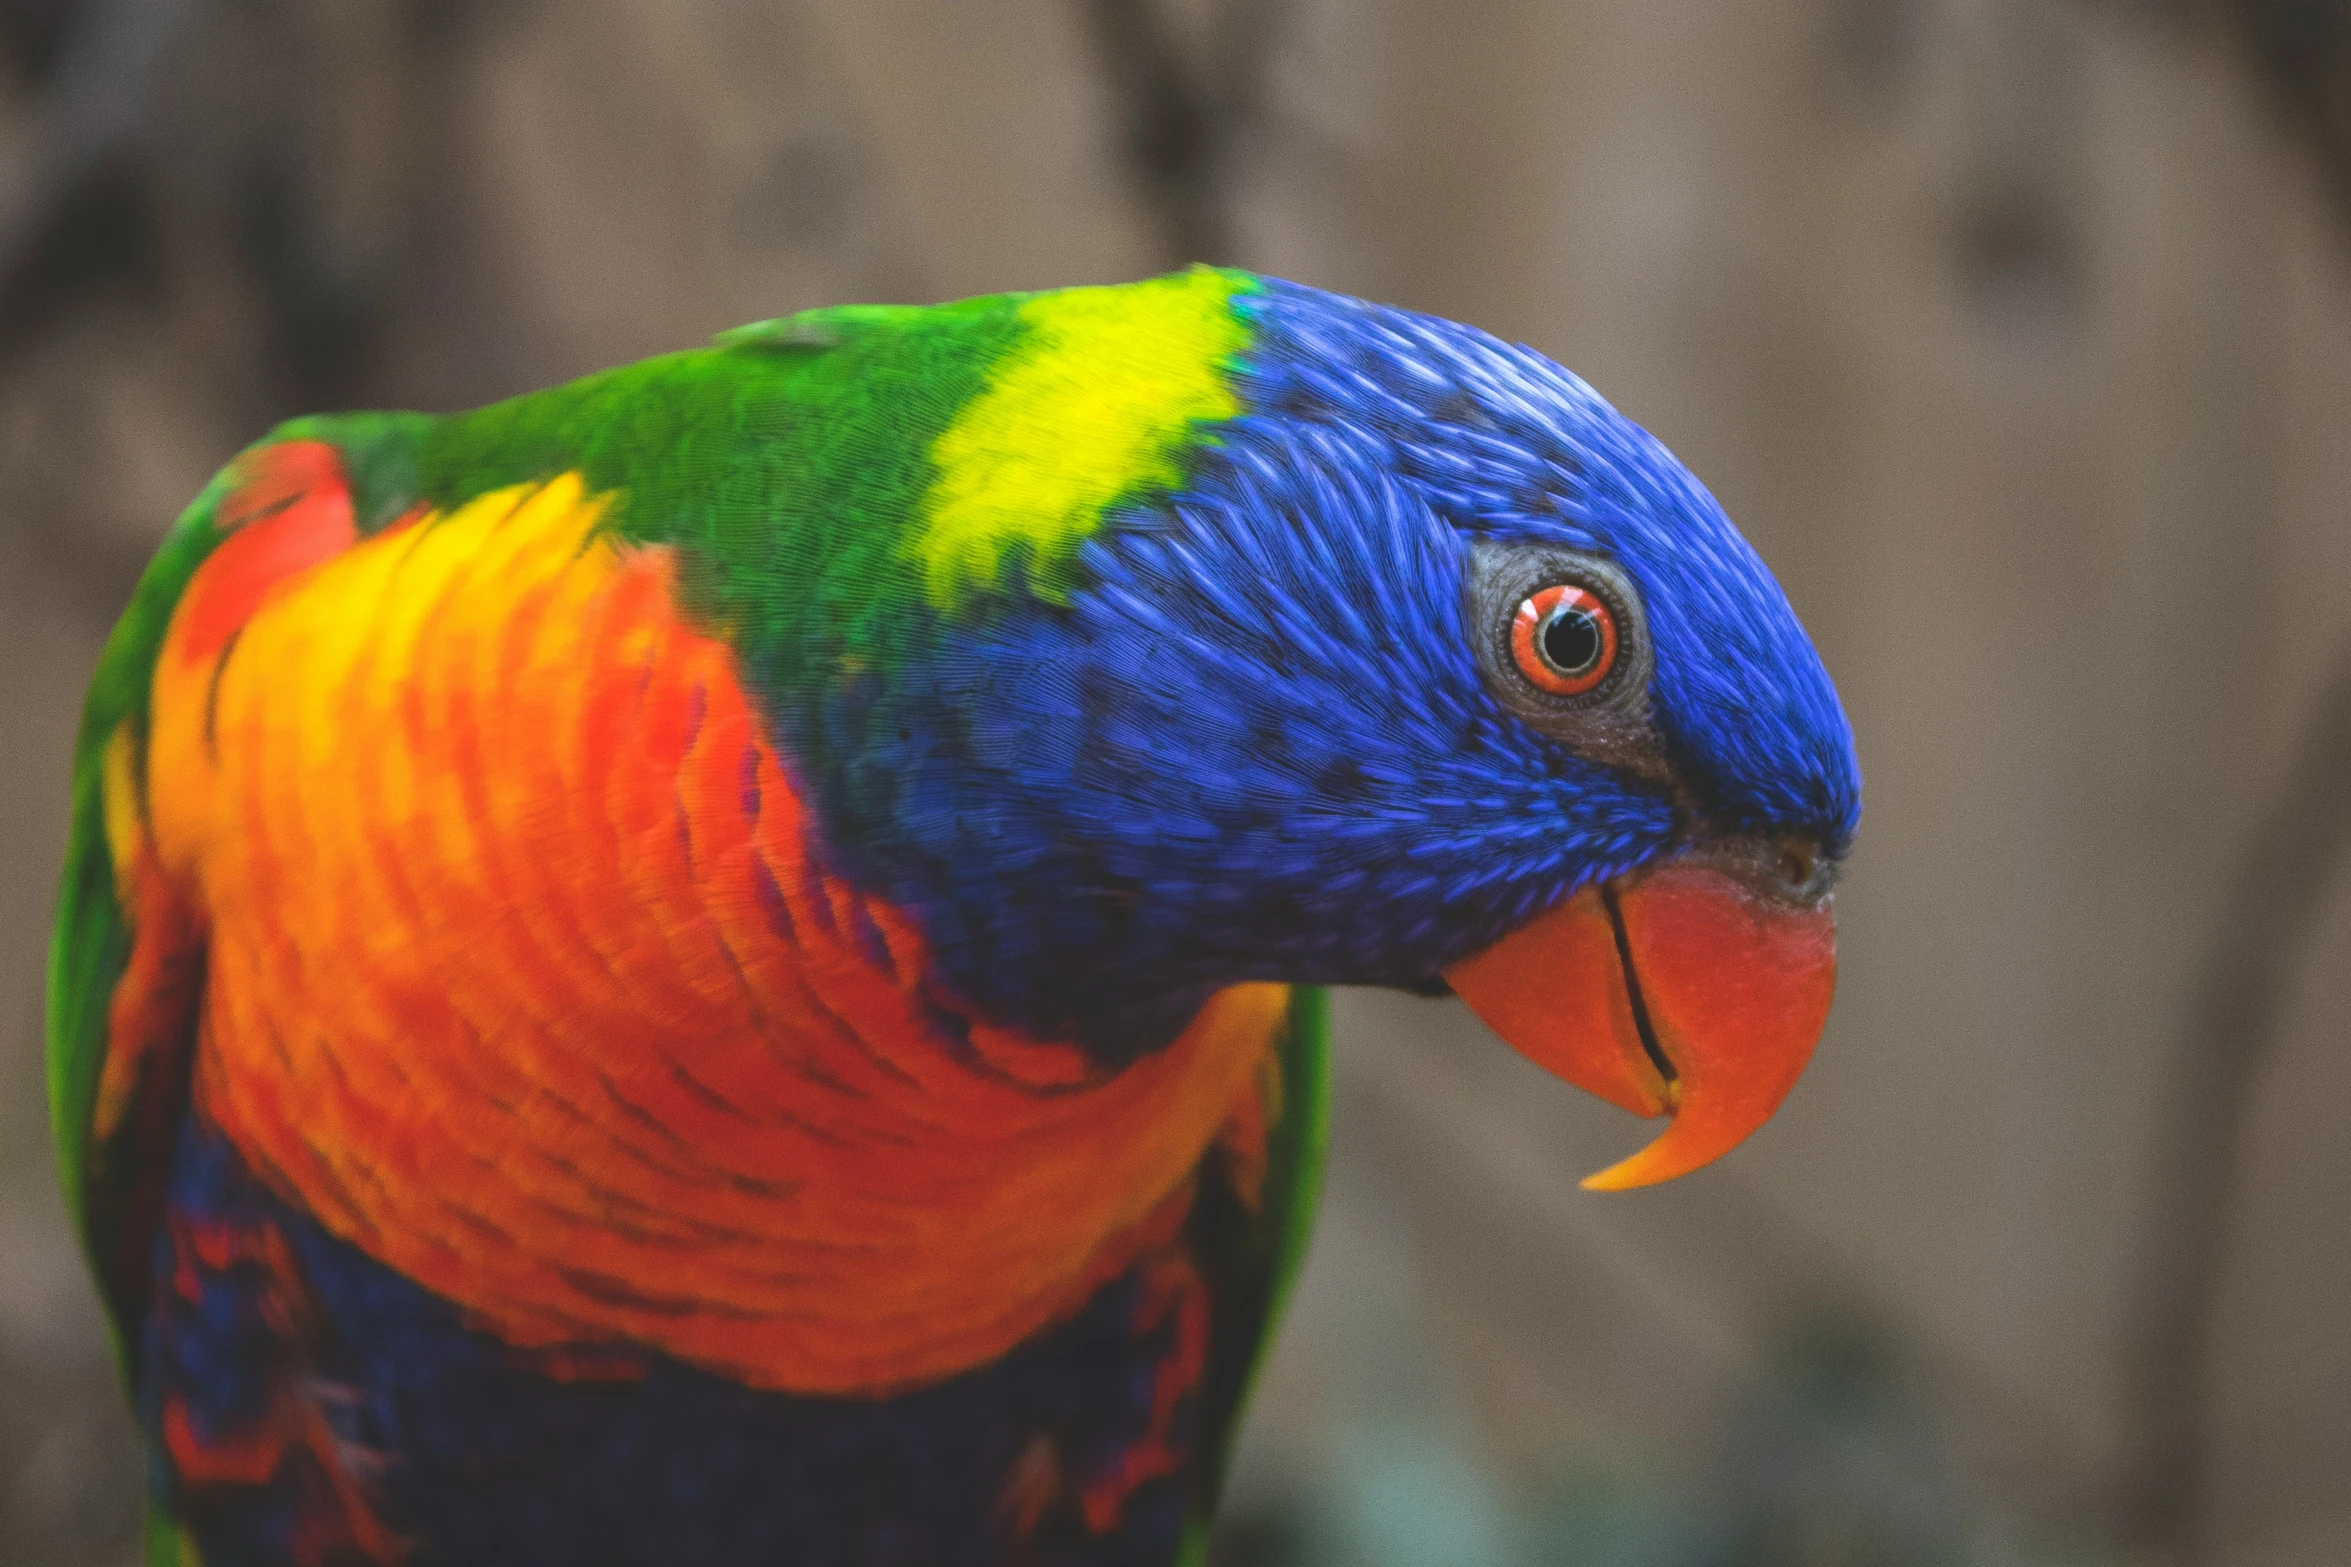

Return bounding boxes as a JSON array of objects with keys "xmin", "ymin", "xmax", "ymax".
[{"xmin": 1511, "ymin": 584, "xmax": 1618, "ymax": 696}]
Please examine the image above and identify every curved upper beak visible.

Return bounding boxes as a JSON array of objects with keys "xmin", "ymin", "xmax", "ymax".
[{"xmin": 1441, "ymin": 854, "xmax": 1837, "ymax": 1191}]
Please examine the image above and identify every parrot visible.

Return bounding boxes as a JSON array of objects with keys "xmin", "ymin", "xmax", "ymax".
[{"xmin": 48, "ymin": 267, "xmax": 1858, "ymax": 1567}]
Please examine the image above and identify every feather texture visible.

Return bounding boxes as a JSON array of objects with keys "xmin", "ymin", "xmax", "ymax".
[{"xmin": 50, "ymin": 268, "xmax": 1854, "ymax": 1565}]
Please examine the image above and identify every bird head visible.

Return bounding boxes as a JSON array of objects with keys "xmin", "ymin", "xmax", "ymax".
[{"xmin": 748, "ymin": 268, "xmax": 1859, "ymax": 1189}]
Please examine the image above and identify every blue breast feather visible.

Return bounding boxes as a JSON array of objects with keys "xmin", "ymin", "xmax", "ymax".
[{"xmin": 150, "ymin": 1117, "xmax": 1267, "ymax": 1567}]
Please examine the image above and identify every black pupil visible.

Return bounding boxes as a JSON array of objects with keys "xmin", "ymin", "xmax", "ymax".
[{"xmin": 1540, "ymin": 605, "xmax": 1603, "ymax": 675}]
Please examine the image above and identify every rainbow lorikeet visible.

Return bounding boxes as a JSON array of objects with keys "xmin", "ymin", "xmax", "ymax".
[{"xmin": 49, "ymin": 268, "xmax": 1857, "ymax": 1567}]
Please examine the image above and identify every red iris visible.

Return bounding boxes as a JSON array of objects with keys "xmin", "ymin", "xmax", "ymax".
[{"xmin": 1510, "ymin": 584, "xmax": 1618, "ymax": 696}]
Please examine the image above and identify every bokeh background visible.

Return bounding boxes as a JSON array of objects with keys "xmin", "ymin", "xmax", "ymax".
[{"xmin": 3, "ymin": 1, "xmax": 2348, "ymax": 1563}]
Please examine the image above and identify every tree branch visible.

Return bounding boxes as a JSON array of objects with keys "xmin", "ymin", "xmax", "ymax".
[
  {"xmin": 1076, "ymin": 0, "xmax": 1288, "ymax": 267},
  {"xmin": 2216, "ymin": 0, "xmax": 2351, "ymax": 225},
  {"xmin": 0, "ymin": 0, "xmax": 194, "ymax": 309},
  {"xmin": 2118, "ymin": 636, "xmax": 2351, "ymax": 1563}
]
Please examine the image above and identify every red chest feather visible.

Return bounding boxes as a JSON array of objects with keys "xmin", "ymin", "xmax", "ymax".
[{"xmin": 142, "ymin": 467, "xmax": 1283, "ymax": 1395}]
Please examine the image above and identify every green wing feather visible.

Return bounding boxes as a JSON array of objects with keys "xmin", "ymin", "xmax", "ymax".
[
  {"xmin": 48, "ymin": 459, "xmax": 244, "ymax": 1372},
  {"xmin": 1184, "ymin": 984, "xmax": 1333, "ymax": 1558},
  {"xmin": 47, "ymin": 409, "xmax": 437, "ymax": 1375}
]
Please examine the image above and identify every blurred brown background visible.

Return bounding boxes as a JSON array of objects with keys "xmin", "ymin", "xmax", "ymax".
[{"xmin": 2, "ymin": 2, "xmax": 2347, "ymax": 1564}]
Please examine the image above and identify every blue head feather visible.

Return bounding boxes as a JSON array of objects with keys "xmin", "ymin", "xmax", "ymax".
[{"xmin": 795, "ymin": 278, "xmax": 1861, "ymax": 1061}]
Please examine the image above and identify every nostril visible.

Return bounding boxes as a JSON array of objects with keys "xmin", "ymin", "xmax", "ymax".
[{"xmin": 1779, "ymin": 843, "xmax": 1817, "ymax": 890}]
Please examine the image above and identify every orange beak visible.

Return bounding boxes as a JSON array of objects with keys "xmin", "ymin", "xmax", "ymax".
[{"xmin": 1442, "ymin": 861, "xmax": 1836, "ymax": 1191}]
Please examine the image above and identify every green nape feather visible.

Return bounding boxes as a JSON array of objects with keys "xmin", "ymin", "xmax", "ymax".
[{"xmin": 397, "ymin": 265, "xmax": 1260, "ymax": 685}]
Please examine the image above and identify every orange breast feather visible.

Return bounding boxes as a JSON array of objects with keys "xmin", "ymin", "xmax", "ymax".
[{"xmin": 143, "ymin": 468, "xmax": 1284, "ymax": 1395}]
